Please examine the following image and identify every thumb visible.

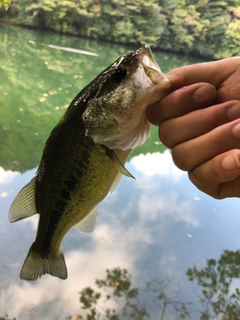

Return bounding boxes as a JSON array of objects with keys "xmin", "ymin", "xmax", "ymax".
[{"xmin": 167, "ymin": 57, "xmax": 240, "ymax": 89}]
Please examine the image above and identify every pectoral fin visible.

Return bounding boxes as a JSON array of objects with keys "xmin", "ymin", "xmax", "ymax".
[
  {"xmin": 8, "ymin": 177, "xmax": 38, "ymax": 222},
  {"xmin": 106, "ymin": 148, "xmax": 135, "ymax": 179},
  {"xmin": 75, "ymin": 206, "xmax": 98, "ymax": 233}
]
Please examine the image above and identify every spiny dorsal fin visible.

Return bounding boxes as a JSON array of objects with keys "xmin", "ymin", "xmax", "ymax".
[
  {"xmin": 75, "ymin": 206, "xmax": 98, "ymax": 233},
  {"xmin": 8, "ymin": 177, "xmax": 37, "ymax": 223},
  {"xmin": 106, "ymin": 149, "xmax": 135, "ymax": 179}
]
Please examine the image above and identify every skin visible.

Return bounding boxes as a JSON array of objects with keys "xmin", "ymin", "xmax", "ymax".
[{"xmin": 146, "ymin": 57, "xmax": 240, "ymax": 199}]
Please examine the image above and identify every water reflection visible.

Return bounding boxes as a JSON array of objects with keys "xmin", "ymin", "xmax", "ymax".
[
  {"xmin": 1, "ymin": 24, "xmax": 240, "ymax": 319},
  {"xmin": 68, "ymin": 257, "xmax": 240, "ymax": 320},
  {"xmin": 187, "ymin": 250, "xmax": 240, "ymax": 319},
  {"xmin": 0, "ymin": 24, "xmax": 200, "ymax": 173},
  {"xmin": 1, "ymin": 152, "xmax": 240, "ymax": 319}
]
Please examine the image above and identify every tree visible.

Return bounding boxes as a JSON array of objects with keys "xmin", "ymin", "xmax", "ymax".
[
  {"xmin": 1, "ymin": 0, "xmax": 240, "ymax": 58},
  {"xmin": 0, "ymin": 0, "xmax": 11, "ymax": 10}
]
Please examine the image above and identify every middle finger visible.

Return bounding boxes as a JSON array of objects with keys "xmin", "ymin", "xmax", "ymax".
[
  {"xmin": 160, "ymin": 100, "xmax": 240, "ymax": 148},
  {"xmin": 171, "ymin": 118, "xmax": 240, "ymax": 171}
]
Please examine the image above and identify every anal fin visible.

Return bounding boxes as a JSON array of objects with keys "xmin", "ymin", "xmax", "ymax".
[{"xmin": 75, "ymin": 206, "xmax": 98, "ymax": 233}]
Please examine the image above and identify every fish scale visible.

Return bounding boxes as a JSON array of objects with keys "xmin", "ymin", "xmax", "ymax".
[{"xmin": 8, "ymin": 44, "xmax": 174, "ymax": 280}]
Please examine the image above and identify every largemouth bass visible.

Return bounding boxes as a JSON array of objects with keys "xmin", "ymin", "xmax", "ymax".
[{"xmin": 9, "ymin": 44, "xmax": 173, "ymax": 281}]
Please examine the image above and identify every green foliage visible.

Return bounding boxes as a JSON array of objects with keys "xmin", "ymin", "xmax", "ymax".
[
  {"xmin": 1, "ymin": 0, "xmax": 240, "ymax": 58},
  {"xmin": 186, "ymin": 249, "xmax": 240, "ymax": 319},
  {"xmin": 0, "ymin": 0, "xmax": 11, "ymax": 10}
]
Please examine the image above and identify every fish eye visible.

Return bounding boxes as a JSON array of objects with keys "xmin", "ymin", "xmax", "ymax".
[{"xmin": 112, "ymin": 65, "xmax": 127, "ymax": 82}]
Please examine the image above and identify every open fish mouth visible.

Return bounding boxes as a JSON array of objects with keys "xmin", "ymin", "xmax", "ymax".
[
  {"xmin": 136, "ymin": 44, "xmax": 164, "ymax": 85},
  {"xmin": 137, "ymin": 44, "xmax": 161, "ymax": 72}
]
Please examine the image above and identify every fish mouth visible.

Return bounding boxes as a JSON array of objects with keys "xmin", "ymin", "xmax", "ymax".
[
  {"xmin": 136, "ymin": 44, "xmax": 165, "ymax": 85},
  {"xmin": 137, "ymin": 44, "xmax": 161, "ymax": 72}
]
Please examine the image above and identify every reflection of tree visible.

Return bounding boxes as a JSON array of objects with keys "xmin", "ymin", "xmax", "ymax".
[
  {"xmin": 146, "ymin": 279, "xmax": 190, "ymax": 320},
  {"xmin": 186, "ymin": 250, "xmax": 240, "ymax": 319},
  {"xmin": 78, "ymin": 268, "xmax": 148, "ymax": 320},
  {"xmin": 0, "ymin": 24, "xmax": 101, "ymax": 172},
  {"xmin": 69, "ymin": 252, "xmax": 240, "ymax": 320},
  {"xmin": 5, "ymin": 250, "xmax": 240, "ymax": 319},
  {"xmin": 0, "ymin": 25, "xmax": 169, "ymax": 173},
  {"xmin": 0, "ymin": 315, "xmax": 16, "ymax": 320},
  {"xmin": 68, "ymin": 267, "xmax": 190, "ymax": 320}
]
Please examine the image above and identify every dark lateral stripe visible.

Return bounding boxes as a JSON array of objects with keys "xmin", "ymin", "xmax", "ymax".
[
  {"xmin": 64, "ymin": 175, "xmax": 79, "ymax": 192},
  {"xmin": 60, "ymin": 189, "xmax": 70, "ymax": 200},
  {"xmin": 40, "ymin": 154, "xmax": 91, "ymax": 253},
  {"xmin": 55, "ymin": 200, "xmax": 67, "ymax": 212}
]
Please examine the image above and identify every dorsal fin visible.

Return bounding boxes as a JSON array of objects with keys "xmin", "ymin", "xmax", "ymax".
[
  {"xmin": 75, "ymin": 206, "xmax": 98, "ymax": 233},
  {"xmin": 8, "ymin": 177, "xmax": 37, "ymax": 222}
]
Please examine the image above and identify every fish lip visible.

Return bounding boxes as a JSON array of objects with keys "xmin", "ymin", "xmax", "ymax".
[
  {"xmin": 135, "ymin": 44, "xmax": 166, "ymax": 85},
  {"xmin": 136, "ymin": 44, "xmax": 161, "ymax": 73}
]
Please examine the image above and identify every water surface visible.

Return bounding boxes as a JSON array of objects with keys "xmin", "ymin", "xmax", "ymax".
[{"xmin": 0, "ymin": 25, "xmax": 240, "ymax": 320}]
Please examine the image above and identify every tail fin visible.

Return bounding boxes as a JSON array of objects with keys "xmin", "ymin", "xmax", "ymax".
[{"xmin": 20, "ymin": 244, "xmax": 68, "ymax": 281}]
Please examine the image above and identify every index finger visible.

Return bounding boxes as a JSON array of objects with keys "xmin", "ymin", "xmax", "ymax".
[{"xmin": 167, "ymin": 57, "xmax": 240, "ymax": 89}]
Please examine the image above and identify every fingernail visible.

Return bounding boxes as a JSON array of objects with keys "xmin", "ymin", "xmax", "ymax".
[
  {"xmin": 228, "ymin": 104, "xmax": 240, "ymax": 121},
  {"xmin": 193, "ymin": 85, "xmax": 216, "ymax": 104},
  {"xmin": 222, "ymin": 153, "xmax": 240, "ymax": 170},
  {"xmin": 232, "ymin": 123, "xmax": 240, "ymax": 139}
]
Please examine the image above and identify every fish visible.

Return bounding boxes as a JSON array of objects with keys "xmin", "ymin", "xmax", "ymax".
[{"xmin": 8, "ymin": 44, "xmax": 173, "ymax": 281}]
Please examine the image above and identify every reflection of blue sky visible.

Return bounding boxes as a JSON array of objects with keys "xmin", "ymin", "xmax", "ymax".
[{"xmin": 0, "ymin": 151, "xmax": 240, "ymax": 319}]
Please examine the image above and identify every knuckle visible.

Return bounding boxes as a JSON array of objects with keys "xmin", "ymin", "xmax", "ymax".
[
  {"xmin": 201, "ymin": 109, "xmax": 217, "ymax": 130},
  {"xmin": 171, "ymin": 146, "xmax": 189, "ymax": 171},
  {"xmin": 158, "ymin": 122, "xmax": 174, "ymax": 148},
  {"xmin": 188, "ymin": 161, "xmax": 223, "ymax": 199}
]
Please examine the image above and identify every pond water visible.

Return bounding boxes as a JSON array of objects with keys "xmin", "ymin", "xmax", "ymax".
[{"xmin": 0, "ymin": 24, "xmax": 240, "ymax": 320}]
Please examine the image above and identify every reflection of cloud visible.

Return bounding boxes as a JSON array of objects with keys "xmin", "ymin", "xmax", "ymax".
[
  {"xmin": 129, "ymin": 152, "xmax": 200, "ymax": 227},
  {"xmin": 1, "ymin": 196, "xmax": 160, "ymax": 319},
  {"xmin": 0, "ymin": 152, "xmax": 217, "ymax": 319},
  {"xmin": 138, "ymin": 189, "xmax": 200, "ymax": 227},
  {"xmin": 0, "ymin": 167, "xmax": 19, "ymax": 183},
  {"xmin": 21, "ymin": 214, "xmax": 39, "ymax": 230},
  {"xmin": 0, "ymin": 227, "xmax": 137, "ymax": 319},
  {"xmin": 228, "ymin": 278, "xmax": 240, "ymax": 296},
  {"xmin": 130, "ymin": 150, "xmax": 184, "ymax": 179}
]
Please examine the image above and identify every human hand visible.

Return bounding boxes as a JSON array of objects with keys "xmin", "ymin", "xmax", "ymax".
[{"xmin": 147, "ymin": 57, "xmax": 240, "ymax": 199}]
